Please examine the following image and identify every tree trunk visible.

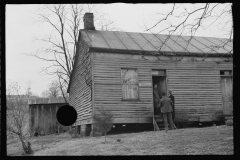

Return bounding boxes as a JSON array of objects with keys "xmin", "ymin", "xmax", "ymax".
[{"xmin": 18, "ymin": 134, "xmax": 27, "ymax": 153}]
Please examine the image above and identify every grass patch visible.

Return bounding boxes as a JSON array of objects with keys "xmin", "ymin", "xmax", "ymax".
[
  {"xmin": 226, "ymin": 119, "xmax": 233, "ymax": 126},
  {"xmin": 7, "ymin": 125, "xmax": 233, "ymax": 155},
  {"xmin": 174, "ymin": 113, "xmax": 189, "ymax": 128}
]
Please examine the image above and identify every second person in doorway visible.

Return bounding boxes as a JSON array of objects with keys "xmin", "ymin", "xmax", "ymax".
[{"xmin": 153, "ymin": 83, "xmax": 160, "ymax": 115}]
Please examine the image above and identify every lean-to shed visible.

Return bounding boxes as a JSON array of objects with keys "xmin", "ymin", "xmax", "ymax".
[
  {"xmin": 28, "ymin": 97, "xmax": 69, "ymax": 136},
  {"xmin": 29, "ymin": 103, "xmax": 69, "ymax": 136},
  {"xmin": 67, "ymin": 13, "xmax": 233, "ymax": 136}
]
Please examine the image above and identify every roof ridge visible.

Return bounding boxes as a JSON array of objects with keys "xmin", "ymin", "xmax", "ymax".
[
  {"xmin": 80, "ymin": 30, "xmax": 232, "ymax": 54},
  {"xmin": 81, "ymin": 29, "xmax": 231, "ymax": 40}
]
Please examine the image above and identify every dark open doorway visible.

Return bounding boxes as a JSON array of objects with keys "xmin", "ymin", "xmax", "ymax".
[{"xmin": 152, "ymin": 70, "xmax": 167, "ymax": 115}]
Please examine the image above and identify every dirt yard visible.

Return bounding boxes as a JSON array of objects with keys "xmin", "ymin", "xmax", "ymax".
[{"xmin": 7, "ymin": 125, "xmax": 233, "ymax": 155}]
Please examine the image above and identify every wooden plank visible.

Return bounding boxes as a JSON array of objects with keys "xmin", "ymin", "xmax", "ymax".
[
  {"xmin": 76, "ymin": 119, "xmax": 93, "ymax": 125},
  {"xmin": 93, "ymin": 58, "xmax": 232, "ymax": 65},
  {"xmin": 112, "ymin": 115, "xmax": 153, "ymax": 118},
  {"xmin": 173, "ymin": 96, "xmax": 220, "ymax": 99},
  {"xmin": 169, "ymin": 84, "xmax": 220, "ymax": 86},
  {"xmin": 175, "ymin": 98, "xmax": 222, "ymax": 100},
  {"xmin": 171, "ymin": 90, "xmax": 221, "ymax": 92},
  {"xmin": 93, "ymin": 51, "xmax": 231, "ymax": 60},
  {"xmin": 93, "ymin": 62, "xmax": 232, "ymax": 68},
  {"xmin": 112, "ymin": 117, "xmax": 152, "ymax": 123},
  {"xmin": 95, "ymin": 112, "xmax": 153, "ymax": 115},
  {"xmin": 169, "ymin": 82, "xmax": 220, "ymax": 84},
  {"xmin": 94, "ymin": 103, "xmax": 152, "ymax": 107},
  {"xmin": 94, "ymin": 109, "xmax": 152, "ymax": 112}
]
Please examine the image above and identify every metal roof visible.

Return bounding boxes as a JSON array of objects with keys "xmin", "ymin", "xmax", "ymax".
[{"xmin": 81, "ymin": 30, "xmax": 233, "ymax": 55}]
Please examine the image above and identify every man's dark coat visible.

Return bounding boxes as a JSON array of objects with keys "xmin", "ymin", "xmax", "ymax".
[
  {"xmin": 159, "ymin": 96, "xmax": 173, "ymax": 113},
  {"xmin": 169, "ymin": 94, "xmax": 175, "ymax": 119}
]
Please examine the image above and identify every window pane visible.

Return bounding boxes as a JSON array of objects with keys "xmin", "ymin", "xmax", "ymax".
[
  {"xmin": 122, "ymin": 84, "xmax": 138, "ymax": 99},
  {"xmin": 121, "ymin": 69, "xmax": 139, "ymax": 99},
  {"xmin": 121, "ymin": 69, "xmax": 138, "ymax": 84}
]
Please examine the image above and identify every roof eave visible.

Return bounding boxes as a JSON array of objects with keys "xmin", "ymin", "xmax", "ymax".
[{"xmin": 89, "ymin": 47, "xmax": 232, "ymax": 57}]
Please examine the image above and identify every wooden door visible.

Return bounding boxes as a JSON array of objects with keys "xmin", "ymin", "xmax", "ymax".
[{"xmin": 220, "ymin": 77, "xmax": 233, "ymax": 116}]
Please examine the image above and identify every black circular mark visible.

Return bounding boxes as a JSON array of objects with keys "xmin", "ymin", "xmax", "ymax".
[{"xmin": 56, "ymin": 105, "xmax": 77, "ymax": 126}]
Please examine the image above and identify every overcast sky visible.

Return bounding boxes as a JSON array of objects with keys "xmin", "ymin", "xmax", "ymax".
[{"xmin": 6, "ymin": 3, "xmax": 232, "ymax": 96}]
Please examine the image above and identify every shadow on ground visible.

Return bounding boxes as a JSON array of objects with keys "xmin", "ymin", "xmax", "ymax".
[{"xmin": 107, "ymin": 121, "xmax": 226, "ymax": 135}]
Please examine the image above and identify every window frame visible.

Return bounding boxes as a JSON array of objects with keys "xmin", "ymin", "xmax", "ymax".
[
  {"xmin": 220, "ymin": 70, "xmax": 232, "ymax": 77},
  {"xmin": 152, "ymin": 69, "xmax": 166, "ymax": 76},
  {"xmin": 120, "ymin": 68, "xmax": 140, "ymax": 101}
]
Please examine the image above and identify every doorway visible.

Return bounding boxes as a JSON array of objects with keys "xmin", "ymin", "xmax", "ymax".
[{"xmin": 152, "ymin": 70, "xmax": 167, "ymax": 115}]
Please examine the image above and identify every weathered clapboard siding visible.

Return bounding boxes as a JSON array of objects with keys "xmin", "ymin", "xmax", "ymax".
[
  {"xmin": 167, "ymin": 69, "xmax": 222, "ymax": 115},
  {"xmin": 69, "ymin": 34, "xmax": 92, "ymax": 124},
  {"xmin": 92, "ymin": 52, "xmax": 232, "ymax": 123}
]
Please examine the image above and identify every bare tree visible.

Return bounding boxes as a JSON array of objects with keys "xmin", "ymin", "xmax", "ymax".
[
  {"xmin": 41, "ymin": 90, "xmax": 49, "ymax": 98},
  {"xmin": 145, "ymin": 3, "xmax": 232, "ymax": 53},
  {"xmin": 25, "ymin": 81, "xmax": 33, "ymax": 99},
  {"xmin": 93, "ymin": 109, "xmax": 113, "ymax": 143},
  {"xmin": 41, "ymin": 79, "xmax": 68, "ymax": 100},
  {"xmin": 46, "ymin": 80, "xmax": 61, "ymax": 98},
  {"xmin": 57, "ymin": 71, "xmax": 68, "ymax": 102},
  {"xmin": 29, "ymin": 4, "xmax": 117, "ymax": 99},
  {"xmin": 7, "ymin": 82, "xmax": 33, "ymax": 155}
]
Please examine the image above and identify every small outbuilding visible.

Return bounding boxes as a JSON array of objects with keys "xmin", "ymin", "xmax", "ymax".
[
  {"xmin": 29, "ymin": 97, "xmax": 69, "ymax": 136},
  {"xmin": 67, "ymin": 13, "xmax": 233, "ymax": 136}
]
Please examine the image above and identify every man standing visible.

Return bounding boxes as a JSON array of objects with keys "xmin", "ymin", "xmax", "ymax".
[
  {"xmin": 159, "ymin": 92, "xmax": 175, "ymax": 132},
  {"xmin": 153, "ymin": 84, "xmax": 160, "ymax": 115},
  {"xmin": 168, "ymin": 90, "xmax": 175, "ymax": 120}
]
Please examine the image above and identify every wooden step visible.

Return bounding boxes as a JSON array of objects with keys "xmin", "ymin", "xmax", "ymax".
[
  {"xmin": 225, "ymin": 116, "xmax": 233, "ymax": 121},
  {"xmin": 157, "ymin": 123, "xmax": 165, "ymax": 129},
  {"xmin": 154, "ymin": 115, "xmax": 163, "ymax": 122}
]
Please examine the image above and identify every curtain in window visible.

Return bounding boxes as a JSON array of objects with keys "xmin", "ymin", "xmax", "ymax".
[{"xmin": 121, "ymin": 69, "xmax": 139, "ymax": 99}]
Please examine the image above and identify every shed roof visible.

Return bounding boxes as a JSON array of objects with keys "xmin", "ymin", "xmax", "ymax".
[{"xmin": 81, "ymin": 30, "xmax": 233, "ymax": 55}]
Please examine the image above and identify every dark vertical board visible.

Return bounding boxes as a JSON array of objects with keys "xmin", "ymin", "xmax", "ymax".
[
  {"xmin": 30, "ymin": 106, "xmax": 34, "ymax": 135},
  {"xmin": 51, "ymin": 105, "xmax": 56, "ymax": 133},
  {"xmin": 41, "ymin": 105, "xmax": 44, "ymax": 134},
  {"xmin": 55, "ymin": 105, "xmax": 59, "ymax": 133},
  {"xmin": 49, "ymin": 106, "xmax": 53, "ymax": 134}
]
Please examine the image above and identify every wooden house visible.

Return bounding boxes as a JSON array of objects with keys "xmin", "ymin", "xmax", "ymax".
[{"xmin": 67, "ymin": 13, "xmax": 233, "ymax": 136}]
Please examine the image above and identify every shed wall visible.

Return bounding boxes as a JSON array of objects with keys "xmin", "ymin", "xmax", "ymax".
[
  {"xmin": 29, "ymin": 103, "xmax": 69, "ymax": 136},
  {"xmin": 69, "ymin": 35, "xmax": 92, "ymax": 125},
  {"xmin": 92, "ymin": 52, "xmax": 233, "ymax": 123}
]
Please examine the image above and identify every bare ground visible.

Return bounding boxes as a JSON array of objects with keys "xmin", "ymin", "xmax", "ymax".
[{"xmin": 7, "ymin": 125, "xmax": 233, "ymax": 155}]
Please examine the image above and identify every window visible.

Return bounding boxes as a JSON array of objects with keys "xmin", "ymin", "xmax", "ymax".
[
  {"xmin": 152, "ymin": 70, "xmax": 166, "ymax": 76},
  {"xmin": 220, "ymin": 70, "xmax": 232, "ymax": 76},
  {"xmin": 121, "ymin": 69, "xmax": 139, "ymax": 100}
]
